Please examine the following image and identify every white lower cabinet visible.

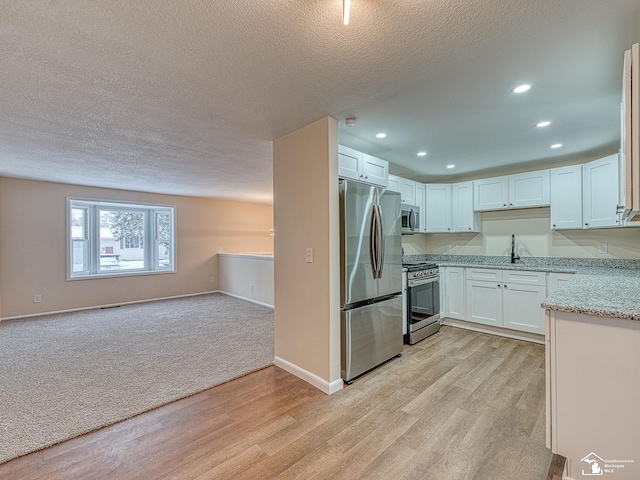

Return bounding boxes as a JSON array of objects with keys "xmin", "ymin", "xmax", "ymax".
[
  {"xmin": 502, "ymin": 283, "xmax": 547, "ymax": 334},
  {"xmin": 464, "ymin": 268, "xmax": 546, "ymax": 335},
  {"xmin": 466, "ymin": 280, "xmax": 503, "ymax": 327},
  {"xmin": 444, "ymin": 267, "xmax": 465, "ymax": 319}
]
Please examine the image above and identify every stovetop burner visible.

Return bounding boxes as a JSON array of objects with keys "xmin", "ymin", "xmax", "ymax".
[{"xmin": 403, "ymin": 261, "xmax": 438, "ymax": 272}]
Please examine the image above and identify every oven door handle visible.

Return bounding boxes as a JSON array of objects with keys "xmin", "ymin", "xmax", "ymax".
[{"xmin": 408, "ymin": 275, "xmax": 439, "ymax": 287}]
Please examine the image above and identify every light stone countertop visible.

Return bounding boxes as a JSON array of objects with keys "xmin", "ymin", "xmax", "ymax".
[{"xmin": 404, "ymin": 255, "xmax": 640, "ymax": 322}]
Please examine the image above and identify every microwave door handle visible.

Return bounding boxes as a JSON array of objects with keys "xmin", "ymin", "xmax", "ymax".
[{"xmin": 412, "ymin": 209, "xmax": 417, "ymax": 231}]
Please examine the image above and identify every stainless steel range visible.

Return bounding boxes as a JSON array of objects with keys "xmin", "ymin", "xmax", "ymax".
[{"xmin": 403, "ymin": 262, "xmax": 440, "ymax": 344}]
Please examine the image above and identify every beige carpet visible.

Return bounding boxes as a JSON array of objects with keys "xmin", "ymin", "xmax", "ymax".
[{"xmin": 0, "ymin": 293, "xmax": 274, "ymax": 464}]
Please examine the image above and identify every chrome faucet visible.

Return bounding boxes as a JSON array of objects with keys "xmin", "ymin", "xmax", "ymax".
[{"xmin": 511, "ymin": 234, "xmax": 520, "ymax": 264}]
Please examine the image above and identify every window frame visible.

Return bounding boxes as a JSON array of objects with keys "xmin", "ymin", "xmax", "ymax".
[{"xmin": 67, "ymin": 198, "xmax": 176, "ymax": 280}]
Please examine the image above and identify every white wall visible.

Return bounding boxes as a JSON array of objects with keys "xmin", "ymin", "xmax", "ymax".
[{"xmin": 218, "ymin": 254, "xmax": 274, "ymax": 307}]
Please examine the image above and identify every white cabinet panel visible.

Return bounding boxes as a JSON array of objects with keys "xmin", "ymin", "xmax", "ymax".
[
  {"xmin": 466, "ymin": 268, "xmax": 503, "ymax": 282},
  {"xmin": 502, "ymin": 283, "xmax": 546, "ymax": 334},
  {"xmin": 466, "ymin": 280, "xmax": 503, "ymax": 327},
  {"xmin": 508, "ymin": 170, "xmax": 550, "ymax": 208},
  {"xmin": 361, "ymin": 153, "xmax": 388, "ymax": 187},
  {"xmin": 583, "ymin": 154, "xmax": 620, "ymax": 228},
  {"xmin": 550, "ymin": 165, "xmax": 583, "ymax": 230},
  {"xmin": 400, "ymin": 178, "xmax": 417, "ymax": 205},
  {"xmin": 445, "ymin": 267, "xmax": 465, "ymax": 320},
  {"xmin": 425, "ymin": 184, "xmax": 452, "ymax": 232},
  {"xmin": 452, "ymin": 181, "xmax": 480, "ymax": 232},
  {"xmin": 474, "ymin": 176, "xmax": 509, "ymax": 211},
  {"xmin": 503, "ymin": 270, "xmax": 546, "ymax": 286},
  {"xmin": 338, "ymin": 145, "xmax": 362, "ymax": 181},
  {"xmin": 415, "ymin": 183, "xmax": 426, "ymax": 233},
  {"xmin": 387, "ymin": 174, "xmax": 401, "ymax": 193}
]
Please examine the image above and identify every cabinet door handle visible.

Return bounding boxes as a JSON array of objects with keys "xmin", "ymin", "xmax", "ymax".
[
  {"xmin": 584, "ymin": 223, "xmax": 589, "ymax": 226},
  {"xmin": 365, "ymin": 176, "xmax": 368, "ymax": 180},
  {"xmin": 509, "ymin": 203, "xmax": 513, "ymax": 206},
  {"xmin": 503, "ymin": 203, "xmax": 507, "ymax": 207},
  {"xmin": 497, "ymin": 284, "xmax": 501, "ymax": 288},
  {"xmin": 553, "ymin": 224, "xmax": 556, "ymax": 227},
  {"xmin": 468, "ymin": 227, "xmax": 471, "ymax": 231},
  {"xmin": 504, "ymin": 284, "xmax": 508, "ymax": 289}
]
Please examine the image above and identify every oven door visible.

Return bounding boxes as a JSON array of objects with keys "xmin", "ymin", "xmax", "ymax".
[{"xmin": 407, "ymin": 275, "xmax": 440, "ymax": 332}]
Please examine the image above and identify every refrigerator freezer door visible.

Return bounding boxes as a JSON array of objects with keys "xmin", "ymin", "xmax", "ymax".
[
  {"xmin": 376, "ymin": 190, "xmax": 403, "ymax": 298},
  {"xmin": 341, "ymin": 296, "xmax": 403, "ymax": 382},
  {"xmin": 340, "ymin": 180, "xmax": 378, "ymax": 306}
]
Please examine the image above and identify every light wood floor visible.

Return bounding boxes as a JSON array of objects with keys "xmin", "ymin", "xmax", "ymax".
[{"xmin": 0, "ymin": 326, "xmax": 552, "ymax": 480}]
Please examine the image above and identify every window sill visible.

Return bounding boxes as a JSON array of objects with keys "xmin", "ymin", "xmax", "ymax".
[{"xmin": 67, "ymin": 269, "xmax": 177, "ymax": 281}]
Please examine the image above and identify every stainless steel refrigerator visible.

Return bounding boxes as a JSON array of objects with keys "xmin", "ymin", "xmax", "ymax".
[{"xmin": 339, "ymin": 179, "xmax": 403, "ymax": 383}]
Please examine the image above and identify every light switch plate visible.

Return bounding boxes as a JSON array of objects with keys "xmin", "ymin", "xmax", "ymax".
[
  {"xmin": 305, "ymin": 248, "xmax": 313, "ymax": 263},
  {"xmin": 597, "ymin": 243, "xmax": 608, "ymax": 254}
]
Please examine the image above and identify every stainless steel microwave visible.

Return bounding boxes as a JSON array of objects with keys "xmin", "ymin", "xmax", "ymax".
[{"xmin": 401, "ymin": 204, "xmax": 419, "ymax": 234}]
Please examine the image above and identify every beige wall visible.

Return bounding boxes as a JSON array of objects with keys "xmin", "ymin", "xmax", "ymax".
[
  {"xmin": 0, "ymin": 177, "xmax": 273, "ymax": 319},
  {"xmin": 273, "ymin": 117, "xmax": 341, "ymax": 390},
  {"xmin": 405, "ymin": 207, "xmax": 640, "ymax": 258}
]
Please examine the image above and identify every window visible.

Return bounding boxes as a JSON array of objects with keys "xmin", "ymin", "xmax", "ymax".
[{"xmin": 68, "ymin": 199, "xmax": 175, "ymax": 279}]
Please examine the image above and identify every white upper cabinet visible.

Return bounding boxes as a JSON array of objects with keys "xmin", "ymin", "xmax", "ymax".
[
  {"xmin": 508, "ymin": 170, "xmax": 550, "ymax": 208},
  {"xmin": 400, "ymin": 178, "xmax": 418, "ymax": 205},
  {"xmin": 474, "ymin": 176, "xmax": 509, "ymax": 211},
  {"xmin": 550, "ymin": 165, "xmax": 583, "ymax": 230},
  {"xmin": 474, "ymin": 171, "xmax": 550, "ymax": 211},
  {"xmin": 338, "ymin": 145, "xmax": 388, "ymax": 187},
  {"xmin": 338, "ymin": 145, "xmax": 362, "ymax": 180},
  {"xmin": 425, "ymin": 184, "xmax": 452, "ymax": 232},
  {"xmin": 583, "ymin": 154, "xmax": 621, "ymax": 229},
  {"xmin": 451, "ymin": 181, "xmax": 480, "ymax": 232},
  {"xmin": 387, "ymin": 174, "xmax": 401, "ymax": 193},
  {"xmin": 362, "ymin": 153, "xmax": 389, "ymax": 187}
]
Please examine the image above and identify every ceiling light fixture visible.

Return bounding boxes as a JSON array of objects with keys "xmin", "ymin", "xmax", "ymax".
[
  {"xmin": 513, "ymin": 84, "xmax": 531, "ymax": 93},
  {"xmin": 551, "ymin": 143, "xmax": 563, "ymax": 149},
  {"xmin": 446, "ymin": 164, "xmax": 455, "ymax": 169},
  {"xmin": 345, "ymin": 117, "xmax": 357, "ymax": 127},
  {"xmin": 417, "ymin": 151, "xmax": 427, "ymax": 157},
  {"xmin": 536, "ymin": 121, "xmax": 551, "ymax": 127},
  {"xmin": 376, "ymin": 133, "xmax": 387, "ymax": 139},
  {"xmin": 343, "ymin": 0, "xmax": 350, "ymax": 25}
]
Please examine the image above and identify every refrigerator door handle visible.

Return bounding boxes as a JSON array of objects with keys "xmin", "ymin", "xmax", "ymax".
[
  {"xmin": 369, "ymin": 204, "xmax": 379, "ymax": 278},
  {"xmin": 376, "ymin": 204, "xmax": 385, "ymax": 277}
]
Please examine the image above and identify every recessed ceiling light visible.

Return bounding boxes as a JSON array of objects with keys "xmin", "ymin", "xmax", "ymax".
[
  {"xmin": 550, "ymin": 143, "xmax": 563, "ymax": 149},
  {"xmin": 536, "ymin": 121, "xmax": 551, "ymax": 127},
  {"xmin": 513, "ymin": 84, "xmax": 531, "ymax": 93},
  {"xmin": 345, "ymin": 117, "xmax": 357, "ymax": 127},
  {"xmin": 446, "ymin": 164, "xmax": 455, "ymax": 169},
  {"xmin": 376, "ymin": 133, "xmax": 387, "ymax": 139},
  {"xmin": 417, "ymin": 151, "xmax": 427, "ymax": 157}
]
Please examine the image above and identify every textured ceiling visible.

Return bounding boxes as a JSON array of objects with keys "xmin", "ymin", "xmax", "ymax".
[{"xmin": 0, "ymin": 1, "xmax": 639, "ymax": 202}]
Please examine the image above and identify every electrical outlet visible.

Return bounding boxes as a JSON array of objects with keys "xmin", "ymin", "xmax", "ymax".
[
  {"xmin": 33, "ymin": 294, "xmax": 42, "ymax": 303},
  {"xmin": 250, "ymin": 284, "xmax": 254, "ymax": 292},
  {"xmin": 597, "ymin": 243, "xmax": 608, "ymax": 254},
  {"xmin": 210, "ymin": 276, "xmax": 215, "ymax": 283},
  {"xmin": 445, "ymin": 244, "xmax": 452, "ymax": 252},
  {"xmin": 305, "ymin": 248, "xmax": 313, "ymax": 263}
]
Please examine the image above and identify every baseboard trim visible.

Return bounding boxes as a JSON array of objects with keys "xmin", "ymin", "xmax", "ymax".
[
  {"xmin": 0, "ymin": 291, "xmax": 221, "ymax": 322},
  {"xmin": 218, "ymin": 291, "xmax": 274, "ymax": 309},
  {"xmin": 273, "ymin": 356, "xmax": 343, "ymax": 395},
  {"xmin": 442, "ymin": 318, "xmax": 545, "ymax": 345}
]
